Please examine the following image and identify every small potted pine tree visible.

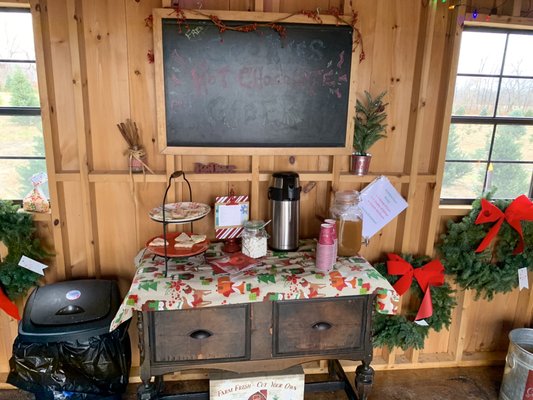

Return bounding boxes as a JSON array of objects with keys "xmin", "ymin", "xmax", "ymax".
[{"xmin": 351, "ymin": 91, "xmax": 388, "ymax": 175}]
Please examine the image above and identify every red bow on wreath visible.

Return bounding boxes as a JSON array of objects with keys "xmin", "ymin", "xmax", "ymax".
[
  {"xmin": 0, "ymin": 286, "xmax": 20, "ymax": 320},
  {"xmin": 475, "ymin": 195, "xmax": 533, "ymax": 255},
  {"xmin": 387, "ymin": 254, "xmax": 444, "ymax": 321}
]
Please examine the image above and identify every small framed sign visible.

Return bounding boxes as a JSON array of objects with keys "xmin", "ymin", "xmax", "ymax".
[
  {"xmin": 210, "ymin": 366, "xmax": 304, "ymax": 400},
  {"xmin": 214, "ymin": 195, "xmax": 249, "ymax": 240}
]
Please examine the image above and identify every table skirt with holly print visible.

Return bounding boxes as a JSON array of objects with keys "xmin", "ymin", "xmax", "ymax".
[{"xmin": 110, "ymin": 240, "xmax": 399, "ymax": 331}]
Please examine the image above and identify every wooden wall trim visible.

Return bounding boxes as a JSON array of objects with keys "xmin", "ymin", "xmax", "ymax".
[
  {"xmin": 67, "ymin": 0, "xmax": 98, "ymax": 277},
  {"xmin": 466, "ymin": 13, "xmax": 533, "ymax": 28},
  {"xmin": 30, "ymin": 0, "xmax": 67, "ymax": 280},
  {"xmin": 0, "ymin": 1, "xmax": 29, "ymax": 6},
  {"xmin": 400, "ymin": 1, "xmax": 436, "ymax": 255},
  {"xmin": 53, "ymin": 171, "xmax": 438, "ymax": 184},
  {"xmin": 251, "ymin": 155, "xmax": 260, "ymax": 219},
  {"xmin": 424, "ymin": 4, "xmax": 465, "ymax": 256}
]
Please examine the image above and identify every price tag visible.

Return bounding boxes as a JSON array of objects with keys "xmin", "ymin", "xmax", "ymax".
[
  {"xmin": 518, "ymin": 267, "xmax": 529, "ymax": 290},
  {"xmin": 18, "ymin": 256, "xmax": 48, "ymax": 276},
  {"xmin": 31, "ymin": 172, "xmax": 48, "ymax": 186}
]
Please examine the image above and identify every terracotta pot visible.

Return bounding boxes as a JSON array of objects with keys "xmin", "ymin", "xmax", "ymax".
[{"xmin": 350, "ymin": 154, "xmax": 371, "ymax": 175}]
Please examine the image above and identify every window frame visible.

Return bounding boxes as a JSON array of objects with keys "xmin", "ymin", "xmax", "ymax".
[
  {"xmin": 441, "ymin": 25, "xmax": 533, "ymax": 205},
  {"xmin": 0, "ymin": 6, "xmax": 45, "ymax": 203}
]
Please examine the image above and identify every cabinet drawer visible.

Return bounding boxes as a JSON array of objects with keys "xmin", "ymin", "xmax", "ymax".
[
  {"xmin": 273, "ymin": 297, "xmax": 366, "ymax": 357},
  {"xmin": 149, "ymin": 304, "xmax": 250, "ymax": 363}
]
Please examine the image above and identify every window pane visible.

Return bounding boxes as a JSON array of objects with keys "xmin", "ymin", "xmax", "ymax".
[
  {"xmin": 447, "ymin": 123, "xmax": 492, "ymax": 160},
  {"xmin": 0, "ymin": 62, "xmax": 39, "ymax": 107},
  {"xmin": 488, "ymin": 162, "xmax": 532, "ymax": 199},
  {"xmin": 492, "ymin": 125, "xmax": 533, "ymax": 161},
  {"xmin": 457, "ymin": 31, "xmax": 506, "ymax": 75},
  {"xmin": 497, "ymin": 78, "xmax": 533, "ymax": 117},
  {"xmin": 452, "ymin": 76, "xmax": 498, "ymax": 116},
  {"xmin": 0, "ymin": 115, "xmax": 44, "ymax": 157},
  {"xmin": 503, "ymin": 34, "xmax": 533, "ymax": 76},
  {"xmin": 0, "ymin": 11, "xmax": 35, "ymax": 60},
  {"xmin": 441, "ymin": 162, "xmax": 486, "ymax": 199},
  {"xmin": 0, "ymin": 158, "xmax": 48, "ymax": 200}
]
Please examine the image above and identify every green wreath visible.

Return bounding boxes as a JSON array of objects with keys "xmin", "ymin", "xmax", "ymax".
[
  {"xmin": 438, "ymin": 197, "xmax": 533, "ymax": 300},
  {"xmin": 0, "ymin": 200, "xmax": 49, "ymax": 300},
  {"xmin": 373, "ymin": 255, "xmax": 456, "ymax": 351}
]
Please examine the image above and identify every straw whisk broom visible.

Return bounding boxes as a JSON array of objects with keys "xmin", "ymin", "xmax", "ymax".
[{"xmin": 116, "ymin": 119, "xmax": 154, "ymax": 174}]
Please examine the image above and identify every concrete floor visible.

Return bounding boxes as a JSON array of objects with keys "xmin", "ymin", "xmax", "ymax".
[{"xmin": 0, "ymin": 366, "xmax": 503, "ymax": 399}]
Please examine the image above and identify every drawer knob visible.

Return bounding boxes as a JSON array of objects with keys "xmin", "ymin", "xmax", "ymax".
[
  {"xmin": 311, "ymin": 322, "xmax": 332, "ymax": 331},
  {"xmin": 189, "ymin": 329, "xmax": 212, "ymax": 339}
]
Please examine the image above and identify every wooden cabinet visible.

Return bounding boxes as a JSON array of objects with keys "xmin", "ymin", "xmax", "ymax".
[{"xmin": 137, "ymin": 295, "xmax": 376, "ymax": 400}]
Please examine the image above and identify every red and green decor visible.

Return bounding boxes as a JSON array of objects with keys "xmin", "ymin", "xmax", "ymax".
[
  {"xmin": 0, "ymin": 200, "xmax": 50, "ymax": 319},
  {"xmin": 373, "ymin": 254, "xmax": 456, "ymax": 351},
  {"xmin": 438, "ymin": 195, "xmax": 533, "ymax": 300}
]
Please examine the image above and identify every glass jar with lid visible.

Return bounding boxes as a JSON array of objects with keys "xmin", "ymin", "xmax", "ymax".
[
  {"xmin": 241, "ymin": 220, "xmax": 268, "ymax": 259},
  {"xmin": 329, "ymin": 190, "xmax": 363, "ymax": 256}
]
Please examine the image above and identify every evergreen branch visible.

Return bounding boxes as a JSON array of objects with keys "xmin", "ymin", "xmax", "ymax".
[
  {"xmin": 0, "ymin": 200, "xmax": 51, "ymax": 300},
  {"xmin": 353, "ymin": 91, "xmax": 388, "ymax": 155}
]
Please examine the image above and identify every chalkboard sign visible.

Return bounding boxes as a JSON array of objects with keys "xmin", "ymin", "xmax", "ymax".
[{"xmin": 154, "ymin": 10, "xmax": 356, "ymax": 155}]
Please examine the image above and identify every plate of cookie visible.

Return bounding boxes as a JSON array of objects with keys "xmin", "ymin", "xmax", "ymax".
[
  {"xmin": 146, "ymin": 232, "xmax": 209, "ymax": 258},
  {"xmin": 148, "ymin": 202, "xmax": 211, "ymax": 223}
]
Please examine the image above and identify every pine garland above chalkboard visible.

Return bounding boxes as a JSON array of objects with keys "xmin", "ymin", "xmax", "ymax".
[{"xmin": 145, "ymin": 3, "xmax": 365, "ymax": 62}]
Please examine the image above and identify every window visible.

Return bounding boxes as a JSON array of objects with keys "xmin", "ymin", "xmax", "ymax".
[
  {"xmin": 0, "ymin": 7, "xmax": 48, "ymax": 201},
  {"xmin": 441, "ymin": 27, "xmax": 533, "ymax": 203}
]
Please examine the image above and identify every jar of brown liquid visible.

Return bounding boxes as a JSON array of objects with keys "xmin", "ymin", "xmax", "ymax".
[{"xmin": 330, "ymin": 190, "xmax": 363, "ymax": 256}]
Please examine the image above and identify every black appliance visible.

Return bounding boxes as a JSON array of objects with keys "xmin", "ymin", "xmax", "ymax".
[{"xmin": 8, "ymin": 279, "xmax": 131, "ymax": 400}]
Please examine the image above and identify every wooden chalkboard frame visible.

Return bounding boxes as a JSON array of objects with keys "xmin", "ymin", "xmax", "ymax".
[{"xmin": 153, "ymin": 9, "xmax": 358, "ymax": 155}]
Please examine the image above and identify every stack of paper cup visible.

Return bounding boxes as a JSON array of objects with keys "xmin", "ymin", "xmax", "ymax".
[
  {"xmin": 324, "ymin": 219, "xmax": 338, "ymax": 265},
  {"xmin": 316, "ymin": 223, "xmax": 335, "ymax": 272}
]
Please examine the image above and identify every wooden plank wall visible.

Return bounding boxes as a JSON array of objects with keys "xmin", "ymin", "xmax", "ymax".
[{"xmin": 0, "ymin": 0, "xmax": 532, "ymax": 379}]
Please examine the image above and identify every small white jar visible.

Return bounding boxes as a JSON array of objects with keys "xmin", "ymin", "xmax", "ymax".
[{"xmin": 241, "ymin": 220, "xmax": 268, "ymax": 258}]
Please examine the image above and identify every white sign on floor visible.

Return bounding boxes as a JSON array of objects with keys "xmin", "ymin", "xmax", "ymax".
[{"xmin": 209, "ymin": 366, "xmax": 304, "ymax": 400}]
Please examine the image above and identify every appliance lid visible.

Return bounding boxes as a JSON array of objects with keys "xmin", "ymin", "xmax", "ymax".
[
  {"xmin": 271, "ymin": 171, "xmax": 300, "ymax": 189},
  {"xmin": 29, "ymin": 280, "xmax": 113, "ymax": 326},
  {"xmin": 269, "ymin": 172, "xmax": 301, "ymax": 201}
]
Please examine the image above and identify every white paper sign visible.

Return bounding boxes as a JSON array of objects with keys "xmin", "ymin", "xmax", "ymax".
[
  {"xmin": 518, "ymin": 267, "xmax": 529, "ymax": 290},
  {"xmin": 18, "ymin": 255, "xmax": 48, "ymax": 275},
  {"xmin": 217, "ymin": 204, "xmax": 245, "ymax": 227},
  {"xmin": 359, "ymin": 176, "xmax": 408, "ymax": 240}
]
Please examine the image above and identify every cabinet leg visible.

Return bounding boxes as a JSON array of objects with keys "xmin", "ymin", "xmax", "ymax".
[
  {"xmin": 137, "ymin": 379, "xmax": 159, "ymax": 400},
  {"xmin": 137, "ymin": 376, "xmax": 163, "ymax": 400},
  {"xmin": 355, "ymin": 362, "xmax": 374, "ymax": 400}
]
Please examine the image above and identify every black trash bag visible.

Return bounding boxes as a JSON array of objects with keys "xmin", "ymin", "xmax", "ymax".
[{"xmin": 7, "ymin": 325, "xmax": 131, "ymax": 399}]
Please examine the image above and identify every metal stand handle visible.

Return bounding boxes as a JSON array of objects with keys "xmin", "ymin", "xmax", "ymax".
[{"xmin": 162, "ymin": 171, "xmax": 193, "ymax": 277}]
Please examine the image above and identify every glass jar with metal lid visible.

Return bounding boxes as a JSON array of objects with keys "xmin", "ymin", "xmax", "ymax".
[
  {"xmin": 241, "ymin": 220, "xmax": 269, "ymax": 259},
  {"xmin": 329, "ymin": 190, "xmax": 363, "ymax": 256}
]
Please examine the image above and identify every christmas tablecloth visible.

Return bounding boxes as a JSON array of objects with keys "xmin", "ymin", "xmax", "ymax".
[{"xmin": 110, "ymin": 240, "xmax": 399, "ymax": 331}]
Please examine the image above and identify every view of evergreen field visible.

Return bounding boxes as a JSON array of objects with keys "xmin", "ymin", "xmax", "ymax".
[
  {"xmin": 442, "ymin": 30, "xmax": 533, "ymax": 200},
  {"xmin": 0, "ymin": 11, "xmax": 48, "ymax": 201},
  {"xmin": 0, "ymin": 64, "xmax": 47, "ymax": 201}
]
